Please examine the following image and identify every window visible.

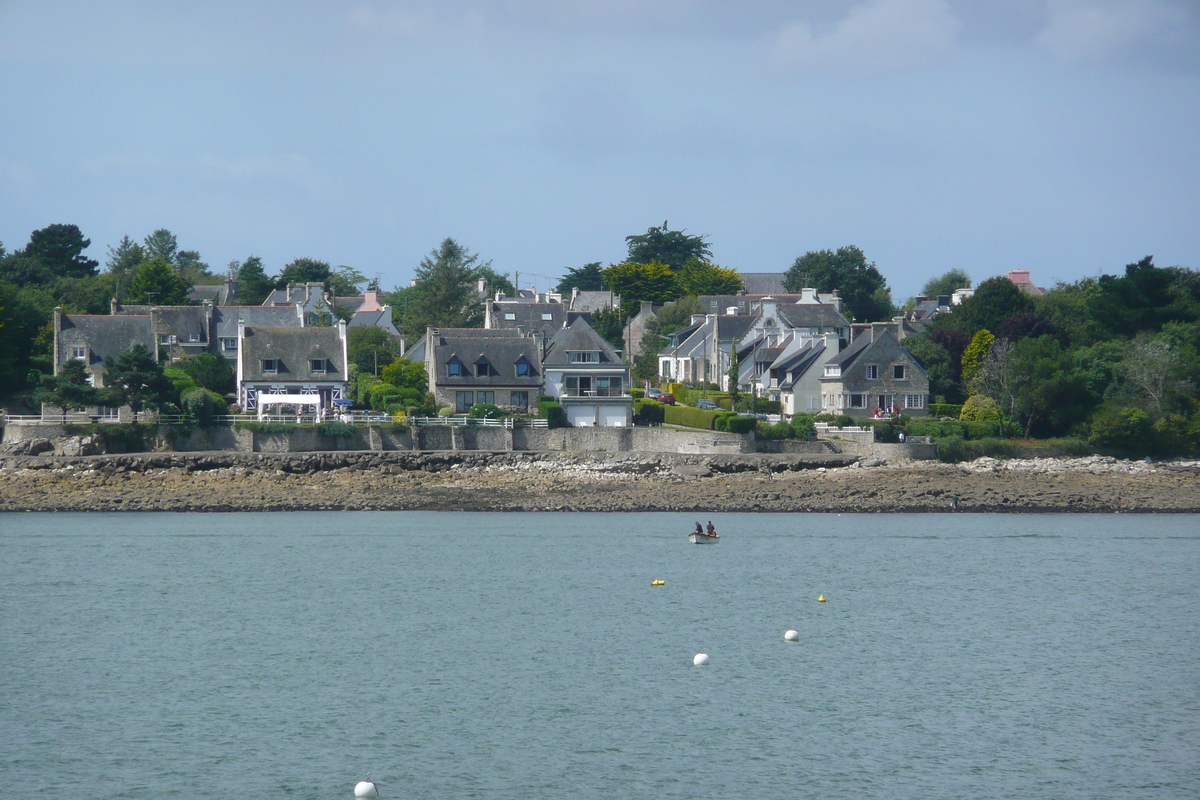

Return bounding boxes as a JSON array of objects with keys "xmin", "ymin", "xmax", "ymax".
[
  {"xmin": 504, "ymin": 313, "xmax": 516, "ymax": 321},
  {"xmin": 849, "ymin": 393, "xmax": 866, "ymax": 408},
  {"xmin": 824, "ymin": 365, "xmax": 840, "ymax": 377},
  {"xmin": 865, "ymin": 364, "xmax": 879, "ymax": 380},
  {"xmin": 261, "ymin": 359, "xmax": 278, "ymax": 374},
  {"xmin": 510, "ymin": 391, "xmax": 528, "ymax": 409},
  {"xmin": 569, "ymin": 351, "xmax": 599, "ymax": 364},
  {"xmin": 893, "ymin": 364, "xmax": 906, "ymax": 380},
  {"xmin": 447, "ymin": 358, "xmax": 464, "ymax": 377},
  {"xmin": 905, "ymin": 394, "xmax": 925, "ymax": 409},
  {"xmin": 160, "ymin": 334, "xmax": 176, "ymax": 345},
  {"xmin": 515, "ymin": 358, "xmax": 532, "ymax": 377},
  {"xmin": 475, "ymin": 358, "xmax": 495, "ymax": 377},
  {"xmin": 541, "ymin": 312, "xmax": 553, "ymax": 321},
  {"xmin": 310, "ymin": 358, "xmax": 328, "ymax": 374},
  {"xmin": 879, "ymin": 394, "xmax": 895, "ymax": 412},
  {"xmin": 71, "ymin": 346, "xmax": 87, "ymax": 360},
  {"xmin": 220, "ymin": 338, "xmax": 237, "ymax": 351},
  {"xmin": 477, "ymin": 391, "xmax": 494, "ymax": 405},
  {"xmin": 455, "ymin": 391, "xmax": 474, "ymax": 413},
  {"xmin": 189, "ymin": 333, "xmax": 201, "ymax": 343}
]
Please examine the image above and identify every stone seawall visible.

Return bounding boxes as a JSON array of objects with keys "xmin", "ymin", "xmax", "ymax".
[{"xmin": 1, "ymin": 452, "xmax": 1195, "ymax": 513}]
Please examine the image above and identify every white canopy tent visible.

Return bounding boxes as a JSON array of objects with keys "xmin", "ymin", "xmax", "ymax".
[{"xmin": 256, "ymin": 393, "xmax": 323, "ymax": 421}]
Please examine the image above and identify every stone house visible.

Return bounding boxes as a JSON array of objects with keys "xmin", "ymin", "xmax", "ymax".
[
  {"xmin": 818, "ymin": 326, "xmax": 929, "ymax": 416},
  {"xmin": 424, "ymin": 327, "xmax": 544, "ymax": 414},
  {"xmin": 236, "ymin": 321, "xmax": 349, "ymax": 414}
]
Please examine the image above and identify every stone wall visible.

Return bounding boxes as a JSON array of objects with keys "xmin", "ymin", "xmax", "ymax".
[
  {"xmin": 754, "ymin": 439, "xmax": 837, "ymax": 454},
  {"xmin": 827, "ymin": 441, "xmax": 938, "ymax": 460}
]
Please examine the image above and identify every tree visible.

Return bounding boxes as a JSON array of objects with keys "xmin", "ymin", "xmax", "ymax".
[
  {"xmin": 397, "ymin": 238, "xmax": 487, "ymax": 333},
  {"xmin": 175, "ymin": 250, "xmax": 212, "ymax": 284},
  {"xmin": 105, "ymin": 235, "xmax": 147, "ymax": 291},
  {"xmin": 961, "ymin": 329, "xmax": 995, "ymax": 386},
  {"xmin": 601, "ymin": 262, "xmax": 680, "ymax": 306},
  {"xmin": 329, "ymin": 264, "xmax": 369, "ymax": 296},
  {"xmin": 275, "ymin": 257, "xmax": 332, "ymax": 288},
  {"xmin": 921, "ymin": 268, "xmax": 971, "ymax": 298},
  {"xmin": 231, "ymin": 256, "xmax": 274, "ymax": 305},
  {"xmin": 176, "ymin": 352, "xmax": 234, "ymax": 394},
  {"xmin": 33, "ymin": 360, "xmax": 98, "ymax": 419},
  {"xmin": 634, "ymin": 296, "xmax": 702, "ymax": 381},
  {"xmin": 1091, "ymin": 256, "xmax": 1200, "ymax": 336},
  {"xmin": 25, "ymin": 224, "xmax": 99, "ymax": 279},
  {"xmin": 143, "ymin": 229, "xmax": 179, "ymax": 266},
  {"xmin": 1114, "ymin": 334, "xmax": 1194, "ymax": 416},
  {"xmin": 474, "ymin": 264, "xmax": 515, "ymax": 297},
  {"xmin": 678, "ymin": 259, "xmax": 744, "ymax": 296},
  {"xmin": 727, "ymin": 338, "xmax": 740, "ymax": 403},
  {"xmin": 125, "ymin": 258, "xmax": 190, "ymax": 305},
  {"xmin": 949, "ymin": 276, "xmax": 1034, "ymax": 335},
  {"xmin": 902, "ymin": 335, "xmax": 961, "ymax": 403},
  {"xmin": 102, "ymin": 344, "xmax": 175, "ymax": 419},
  {"xmin": 556, "ymin": 262, "xmax": 605, "ymax": 294},
  {"xmin": 347, "ymin": 325, "xmax": 403, "ymax": 376},
  {"xmin": 588, "ymin": 307, "xmax": 626, "ymax": 351},
  {"xmin": 783, "ymin": 245, "xmax": 893, "ymax": 322},
  {"xmin": 625, "ymin": 223, "xmax": 712, "ymax": 269}
]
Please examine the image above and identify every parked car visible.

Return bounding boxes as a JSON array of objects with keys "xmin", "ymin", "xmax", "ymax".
[
  {"xmin": 646, "ymin": 387, "xmax": 663, "ymax": 399},
  {"xmin": 694, "ymin": 399, "xmax": 719, "ymax": 411},
  {"xmin": 659, "ymin": 393, "xmax": 676, "ymax": 405}
]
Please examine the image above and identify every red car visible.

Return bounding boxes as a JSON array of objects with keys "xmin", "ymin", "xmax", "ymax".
[{"xmin": 659, "ymin": 393, "xmax": 676, "ymax": 405}]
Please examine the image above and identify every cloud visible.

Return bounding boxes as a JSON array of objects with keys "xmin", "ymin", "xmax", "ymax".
[
  {"xmin": 769, "ymin": 0, "xmax": 961, "ymax": 76},
  {"xmin": 1036, "ymin": 0, "xmax": 1189, "ymax": 61}
]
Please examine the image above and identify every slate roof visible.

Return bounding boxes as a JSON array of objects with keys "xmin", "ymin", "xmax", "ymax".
[
  {"xmin": 111, "ymin": 306, "xmax": 211, "ymax": 342},
  {"xmin": 776, "ymin": 303, "xmax": 851, "ymax": 330},
  {"xmin": 188, "ymin": 282, "xmax": 235, "ymax": 305},
  {"xmin": 569, "ymin": 290, "xmax": 617, "ymax": 313},
  {"xmin": 776, "ymin": 340, "xmax": 828, "ymax": 390},
  {"xmin": 347, "ymin": 308, "xmax": 400, "ymax": 335},
  {"xmin": 739, "ymin": 273, "xmax": 786, "ymax": 294},
  {"xmin": 58, "ymin": 315, "xmax": 155, "ymax": 369},
  {"xmin": 716, "ymin": 314, "xmax": 756, "ymax": 342},
  {"xmin": 542, "ymin": 317, "xmax": 624, "ymax": 368},
  {"xmin": 824, "ymin": 330, "xmax": 873, "ymax": 368},
  {"xmin": 240, "ymin": 326, "xmax": 345, "ymax": 383},
  {"xmin": 213, "ymin": 306, "xmax": 304, "ymax": 341},
  {"xmin": 431, "ymin": 329, "xmax": 543, "ymax": 387},
  {"xmin": 488, "ymin": 301, "xmax": 567, "ymax": 336}
]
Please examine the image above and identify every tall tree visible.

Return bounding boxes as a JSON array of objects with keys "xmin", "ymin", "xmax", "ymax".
[
  {"xmin": 556, "ymin": 262, "xmax": 604, "ymax": 294},
  {"xmin": 275, "ymin": 257, "xmax": 332, "ymax": 288},
  {"xmin": 678, "ymin": 259, "xmax": 744, "ymax": 296},
  {"xmin": 474, "ymin": 264, "xmax": 515, "ymax": 297},
  {"xmin": 601, "ymin": 262, "xmax": 680, "ymax": 306},
  {"xmin": 175, "ymin": 352, "xmax": 234, "ymax": 394},
  {"xmin": 328, "ymin": 264, "xmax": 369, "ymax": 296},
  {"xmin": 397, "ymin": 238, "xmax": 488, "ymax": 333},
  {"xmin": 230, "ymin": 256, "xmax": 274, "ymax": 305},
  {"xmin": 921, "ymin": 268, "xmax": 971, "ymax": 298},
  {"xmin": 783, "ymin": 245, "xmax": 893, "ymax": 322},
  {"xmin": 587, "ymin": 307, "xmax": 626, "ymax": 351},
  {"xmin": 625, "ymin": 224, "xmax": 712, "ymax": 269},
  {"xmin": 105, "ymin": 235, "xmax": 147, "ymax": 291},
  {"xmin": 125, "ymin": 258, "xmax": 190, "ymax": 305},
  {"xmin": 143, "ymin": 229, "xmax": 179, "ymax": 266},
  {"xmin": 33, "ymin": 359, "xmax": 98, "ymax": 419},
  {"xmin": 25, "ymin": 224, "xmax": 99, "ymax": 279},
  {"xmin": 949, "ymin": 276, "xmax": 1035, "ymax": 334},
  {"xmin": 348, "ymin": 325, "xmax": 403, "ymax": 376},
  {"xmin": 175, "ymin": 250, "xmax": 212, "ymax": 284},
  {"xmin": 102, "ymin": 344, "xmax": 175, "ymax": 420}
]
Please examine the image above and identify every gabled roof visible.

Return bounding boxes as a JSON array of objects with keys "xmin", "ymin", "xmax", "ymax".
[
  {"xmin": 347, "ymin": 308, "xmax": 400, "ymax": 335},
  {"xmin": 213, "ymin": 306, "xmax": 304, "ymax": 340},
  {"xmin": 543, "ymin": 316, "xmax": 626, "ymax": 368},
  {"xmin": 776, "ymin": 303, "xmax": 850, "ymax": 329},
  {"xmin": 739, "ymin": 272, "xmax": 786, "ymax": 294},
  {"xmin": 824, "ymin": 330, "xmax": 873, "ymax": 368},
  {"xmin": 488, "ymin": 301, "xmax": 567, "ymax": 336},
  {"xmin": 431, "ymin": 328, "xmax": 543, "ymax": 386},
  {"xmin": 240, "ymin": 326, "xmax": 345, "ymax": 382},
  {"xmin": 569, "ymin": 290, "xmax": 617, "ymax": 313},
  {"xmin": 112, "ymin": 304, "xmax": 210, "ymax": 340},
  {"xmin": 776, "ymin": 340, "xmax": 828, "ymax": 389},
  {"xmin": 58, "ymin": 314, "xmax": 155, "ymax": 368},
  {"xmin": 715, "ymin": 314, "xmax": 756, "ymax": 342}
]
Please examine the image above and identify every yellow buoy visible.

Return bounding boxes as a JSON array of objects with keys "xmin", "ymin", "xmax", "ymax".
[
  {"xmin": 651, "ymin": 580, "xmax": 665, "ymax": 586},
  {"xmin": 818, "ymin": 595, "xmax": 826, "ymax": 602}
]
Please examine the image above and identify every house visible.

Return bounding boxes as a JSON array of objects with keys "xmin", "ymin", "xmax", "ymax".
[
  {"xmin": 263, "ymin": 282, "xmax": 336, "ymax": 324},
  {"xmin": 699, "ymin": 287, "xmax": 842, "ymax": 316},
  {"xmin": 484, "ymin": 289, "xmax": 568, "ymax": 337},
  {"xmin": 568, "ymin": 288, "xmax": 619, "ymax": 315},
  {"xmin": 53, "ymin": 309, "xmax": 156, "ymax": 388},
  {"xmin": 335, "ymin": 290, "xmax": 402, "ymax": 336},
  {"xmin": 622, "ymin": 301, "xmax": 657, "ymax": 364},
  {"xmin": 110, "ymin": 301, "xmax": 215, "ymax": 363},
  {"xmin": 542, "ymin": 316, "xmax": 632, "ymax": 427},
  {"xmin": 424, "ymin": 327, "xmax": 543, "ymax": 414},
  {"xmin": 658, "ymin": 314, "xmax": 756, "ymax": 389},
  {"xmin": 236, "ymin": 321, "xmax": 349, "ymax": 415},
  {"xmin": 1006, "ymin": 270, "xmax": 1045, "ymax": 296},
  {"xmin": 739, "ymin": 272, "xmax": 785, "ymax": 294},
  {"xmin": 213, "ymin": 305, "xmax": 306, "ymax": 360},
  {"xmin": 818, "ymin": 325, "xmax": 929, "ymax": 417},
  {"xmin": 188, "ymin": 277, "xmax": 238, "ymax": 305},
  {"xmin": 771, "ymin": 334, "xmax": 841, "ymax": 415}
]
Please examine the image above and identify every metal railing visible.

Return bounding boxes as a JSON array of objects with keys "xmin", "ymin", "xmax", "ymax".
[
  {"xmin": 409, "ymin": 416, "xmax": 548, "ymax": 428},
  {"xmin": 559, "ymin": 388, "xmax": 631, "ymax": 398}
]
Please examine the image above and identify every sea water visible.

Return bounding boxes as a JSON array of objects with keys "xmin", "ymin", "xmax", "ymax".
[{"xmin": 1, "ymin": 512, "xmax": 1197, "ymax": 800}]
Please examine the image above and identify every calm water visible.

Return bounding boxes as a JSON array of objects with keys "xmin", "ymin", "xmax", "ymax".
[{"xmin": 2, "ymin": 512, "xmax": 1198, "ymax": 800}]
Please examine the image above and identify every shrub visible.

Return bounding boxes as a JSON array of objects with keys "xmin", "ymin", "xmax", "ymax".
[
  {"xmin": 181, "ymin": 388, "xmax": 228, "ymax": 428},
  {"xmin": 317, "ymin": 421, "xmax": 356, "ymax": 437},
  {"xmin": 437, "ymin": 406, "xmax": 455, "ymax": 417},
  {"xmin": 959, "ymin": 396, "xmax": 1000, "ymax": 422},
  {"xmin": 630, "ymin": 389, "xmax": 645, "ymax": 400},
  {"xmin": 668, "ymin": 382, "xmax": 683, "ymax": 397},
  {"xmin": 834, "ymin": 414, "xmax": 854, "ymax": 428},
  {"xmin": 930, "ymin": 402, "xmax": 964, "ymax": 419},
  {"xmin": 757, "ymin": 420, "xmax": 795, "ymax": 440},
  {"xmin": 663, "ymin": 404, "xmax": 723, "ymax": 430},
  {"xmin": 635, "ymin": 399, "xmax": 665, "ymax": 425},
  {"xmin": 1089, "ymin": 406, "xmax": 1153, "ymax": 454},
  {"xmin": 790, "ymin": 413, "xmax": 816, "ymax": 438},
  {"xmin": 467, "ymin": 403, "xmax": 506, "ymax": 420},
  {"xmin": 724, "ymin": 415, "xmax": 757, "ymax": 434},
  {"xmin": 1044, "ymin": 437, "xmax": 1091, "ymax": 456},
  {"xmin": 936, "ymin": 436, "xmax": 1017, "ymax": 463},
  {"xmin": 94, "ymin": 423, "xmax": 154, "ymax": 453},
  {"xmin": 537, "ymin": 397, "xmax": 567, "ymax": 428}
]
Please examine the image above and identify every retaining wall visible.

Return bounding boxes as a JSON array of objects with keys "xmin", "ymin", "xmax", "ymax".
[{"xmin": 827, "ymin": 441, "xmax": 938, "ymax": 460}]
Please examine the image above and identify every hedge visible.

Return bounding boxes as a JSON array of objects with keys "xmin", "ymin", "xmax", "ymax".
[
  {"xmin": 317, "ymin": 421, "xmax": 356, "ymax": 437},
  {"xmin": 935, "ymin": 436, "xmax": 1018, "ymax": 463},
  {"xmin": 630, "ymin": 389, "xmax": 645, "ymax": 399},
  {"xmin": 723, "ymin": 415, "xmax": 757, "ymax": 434},
  {"xmin": 663, "ymin": 404, "xmax": 723, "ymax": 430},
  {"xmin": 537, "ymin": 396, "xmax": 568, "ymax": 428},
  {"xmin": 905, "ymin": 420, "xmax": 1004, "ymax": 440},
  {"xmin": 929, "ymin": 403, "xmax": 963, "ymax": 419},
  {"xmin": 634, "ymin": 399, "xmax": 665, "ymax": 424}
]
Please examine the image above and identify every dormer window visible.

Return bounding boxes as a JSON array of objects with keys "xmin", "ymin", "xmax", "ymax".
[
  {"xmin": 569, "ymin": 351, "xmax": 599, "ymax": 364},
  {"xmin": 310, "ymin": 358, "xmax": 328, "ymax": 374},
  {"xmin": 824, "ymin": 365, "xmax": 840, "ymax": 377},
  {"xmin": 262, "ymin": 359, "xmax": 278, "ymax": 374},
  {"xmin": 447, "ymin": 357, "xmax": 464, "ymax": 377},
  {"xmin": 515, "ymin": 358, "xmax": 532, "ymax": 377},
  {"xmin": 71, "ymin": 346, "xmax": 87, "ymax": 360},
  {"xmin": 189, "ymin": 333, "xmax": 201, "ymax": 342},
  {"xmin": 475, "ymin": 357, "xmax": 496, "ymax": 377}
]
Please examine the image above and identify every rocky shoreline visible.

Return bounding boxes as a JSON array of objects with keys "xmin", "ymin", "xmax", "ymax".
[{"xmin": 1, "ymin": 451, "xmax": 1198, "ymax": 513}]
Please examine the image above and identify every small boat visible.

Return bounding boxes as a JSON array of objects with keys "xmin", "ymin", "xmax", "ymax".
[{"xmin": 689, "ymin": 531, "xmax": 719, "ymax": 544}]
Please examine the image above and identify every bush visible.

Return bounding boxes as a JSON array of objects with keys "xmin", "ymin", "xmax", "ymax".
[
  {"xmin": 936, "ymin": 436, "xmax": 1018, "ymax": 463},
  {"xmin": 317, "ymin": 421, "xmax": 356, "ymax": 437},
  {"xmin": 663, "ymin": 404, "xmax": 724, "ymax": 430},
  {"xmin": 1044, "ymin": 437, "xmax": 1091, "ymax": 456},
  {"xmin": 437, "ymin": 406, "xmax": 455, "ymax": 417},
  {"xmin": 467, "ymin": 403, "xmax": 506, "ymax": 420},
  {"xmin": 537, "ymin": 397, "xmax": 567, "ymax": 428},
  {"xmin": 930, "ymin": 403, "xmax": 964, "ymax": 419},
  {"xmin": 634, "ymin": 399, "xmax": 665, "ymax": 425},
  {"xmin": 668, "ymin": 382, "xmax": 683, "ymax": 397},
  {"xmin": 94, "ymin": 423, "xmax": 154, "ymax": 453},
  {"xmin": 757, "ymin": 420, "xmax": 795, "ymax": 440},
  {"xmin": 790, "ymin": 413, "xmax": 816, "ymax": 439},
  {"xmin": 959, "ymin": 396, "xmax": 1000, "ymax": 422},
  {"xmin": 630, "ymin": 389, "xmax": 645, "ymax": 400},
  {"xmin": 724, "ymin": 415, "xmax": 757, "ymax": 434},
  {"xmin": 181, "ymin": 388, "xmax": 228, "ymax": 428}
]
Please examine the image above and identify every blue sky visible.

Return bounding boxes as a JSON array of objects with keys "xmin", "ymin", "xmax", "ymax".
[{"xmin": 2, "ymin": 0, "xmax": 1197, "ymax": 300}]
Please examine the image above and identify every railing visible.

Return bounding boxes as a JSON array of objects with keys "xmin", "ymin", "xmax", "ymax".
[
  {"xmin": 558, "ymin": 389, "xmax": 631, "ymax": 398},
  {"xmin": 409, "ymin": 416, "xmax": 548, "ymax": 428}
]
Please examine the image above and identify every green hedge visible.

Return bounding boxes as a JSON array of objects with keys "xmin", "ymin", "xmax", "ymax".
[
  {"xmin": 929, "ymin": 403, "xmax": 963, "ymax": 419},
  {"xmin": 723, "ymin": 415, "xmax": 757, "ymax": 434},
  {"xmin": 537, "ymin": 397, "xmax": 567, "ymax": 428},
  {"xmin": 317, "ymin": 421, "xmax": 356, "ymax": 437},
  {"xmin": 663, "ymin": 404, "xmax": 724, "ymax": 430},
  {"xmin": 935, "ymin": 436, "xmax": 1018, "ymax": 463},
  {"xmin": 630, "ymin": 388, "xmax": 645, "ymax": 399},
  {"xmin": 634, "ymin": 399, "xmax": 665, "ymax": 424},
  {"xmin": 906, "ymin": 420, "xmax": 1004, "ymax": 440}
]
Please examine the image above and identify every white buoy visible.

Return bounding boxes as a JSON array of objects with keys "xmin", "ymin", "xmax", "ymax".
[
  {"xmin": 784, "ymin": 629, "xmax": 799, "ymax": 642},
  {"xmin": 693, "ymin": 653, "xmax": 710, "ymax": 666},
  {"xmin": 354, "ymin": 777, "xmax": 379, "ymax": 798}
]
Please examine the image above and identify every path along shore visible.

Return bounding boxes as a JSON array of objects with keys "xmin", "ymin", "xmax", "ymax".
[{"xmin": 2, "ymin": 451, "xmax": 1198, "ymax": 513}]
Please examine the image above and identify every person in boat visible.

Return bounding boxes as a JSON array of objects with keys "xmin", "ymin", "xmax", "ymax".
[
  {"xmin": 706, "ymin": 521, "xmax": 716, "ymax": 536},
  {"xmin": 694, "ymin": 521, "xmax": 703, "ymax": 536}
]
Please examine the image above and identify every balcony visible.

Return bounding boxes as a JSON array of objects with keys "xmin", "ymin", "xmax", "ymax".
[{"xmin": 559, "ymin": 387, "xmax": 631, "ymax": 399}]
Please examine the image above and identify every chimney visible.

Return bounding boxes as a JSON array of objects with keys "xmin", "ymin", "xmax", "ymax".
[
  {"xmin": 110, "ymin": 297, "xmax": 118, "ymax": 315},
  {"xmin": 800, "ymin": 287, "xmax": 818, "ymax": 304},
  {"xmin": 640, "ymin": 301, "xmax": 653, "ymax": 316}
]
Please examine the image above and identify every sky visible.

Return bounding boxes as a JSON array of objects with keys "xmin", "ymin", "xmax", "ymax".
[{"xmin": 1, "ymin": 0, "xmax": 1198, "ymax": 300}]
